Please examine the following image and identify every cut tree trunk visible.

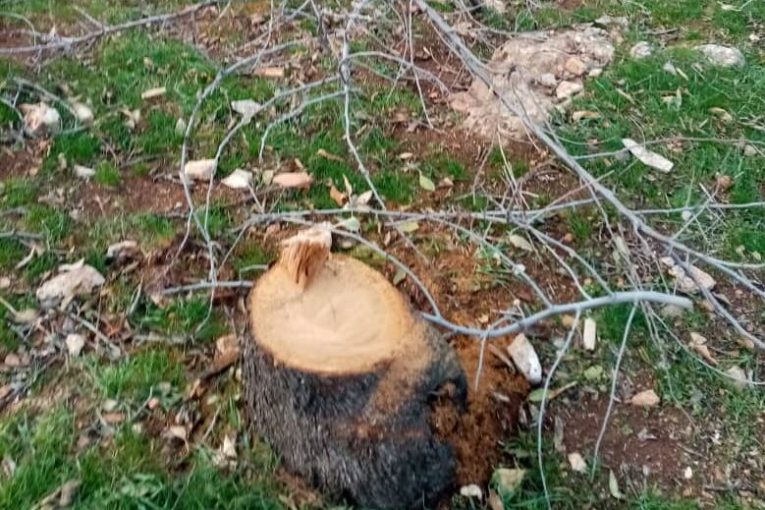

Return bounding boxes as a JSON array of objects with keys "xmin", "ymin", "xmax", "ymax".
[{"xmin": 243, "ymin": 225, "xmax": 467, "ymax": 509}]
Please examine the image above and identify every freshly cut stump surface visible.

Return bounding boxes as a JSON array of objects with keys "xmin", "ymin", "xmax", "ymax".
[{"xmin": 243, "ymin": 225, "xmax": 467, "ymax": 509}]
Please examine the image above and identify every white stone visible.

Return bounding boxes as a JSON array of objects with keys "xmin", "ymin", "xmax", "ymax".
[
  {"xmin": 696, "ymin": 44, "xmax": 745, "ymax": 67},
  {"xmin": 555, "ymin": 80, "xmax": 583, "ymax": 100}
]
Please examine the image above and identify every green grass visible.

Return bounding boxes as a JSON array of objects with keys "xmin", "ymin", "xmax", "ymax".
[
  {"xmin": 91, "ymin": 349, "xmax": 184, "ymax": 400},
  {"xmin": 0, "ymin": 405, "xmax": 285, "ymax": 509},
  {"xmin": 135, "ymin": 297, "xmax": 226, "ymax": 343},
  {"xmin": 94, "ymin": 161, "xmax": 122, "ymax": 187}
]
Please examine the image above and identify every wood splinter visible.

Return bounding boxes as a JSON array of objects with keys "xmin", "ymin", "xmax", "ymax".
[{"xmin": 243, "ymin": 225, "xmax": 467, "ymax": 509}]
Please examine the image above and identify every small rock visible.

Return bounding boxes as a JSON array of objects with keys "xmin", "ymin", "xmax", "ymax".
[
  {"xmin": 568, "ymin": 452, "xmax": 587, "ymax": 473},
  {"xmin": 588, "ymin": 68, "xmax": 603, "ymax": 78},
  {"xmin": 73, "ymin": 165, "xmax": 95, "ymax": 179},
  {"xmin": 660, "ymin": 304, "xmax": 686, "ymax": 319},
  {"xmin": 106, "ymin": 240, "xmax": 140, "ymax": 262},
  {"xmin": 659, "ymin": 257, "xmax": 716, "ymax": 294},
  {"xmin": 683, "ymin": 466, "xmax": 693, "ymax": 480},
  {"xmin": 663, "ymin": 61, "xmax": 678, "ymax": 75},
  {"xmin": 36, "ymin": 261, "xmax": 105, "ymax": 309},
  {"xmin": 4, "ymin": 353, "xmax": 21, "ymax": 367},
  {"xmin": 538, "ymin": 73, "xmax": 558, "ymax": 88},
  {"xmin": 183, "ymin": 159, "xmax": 216, "ymax": 182},
  {"xmin": 555, "ymin": 80, "xmax": 583, "ymax": 100},
  {"xmin": 70, "ymin": 101, "xmax": 94, "ymax": 124},
  {"xmin": 231, "ymin": 99, "xmax": 261, "ymax": 119},
  {"xmin": 630, "ymin": 41, "xmax": 653, "ymax": 59},
  {"xmin": 726, "ymin": 366, "xmax": 748, "ymax": 389},
  {"xmin": 19, "ymin": 102, "xmax": 61, "ymax": 137},
  {"xmin": 629, "ymin": 389, "xmax": 660, "ymax": 407},
  {"xmin": 221, "ymin": 169, "xmax": 253, "ymax": 190},
  {"xmin": 507, "ymin": 333, "xmax": 542, "ymax": 385},
  {"xmin": 623, "ymin": 138, "xmax": 674, "ymax": 173},
  {"xmin": 147, "ymin": 397, "xmax": 161, "ymax": 410},
  {"xmin": 564, "ymin": 57, "xmax": 587, "ymax": 77},
  {"xmin": 696, "ymin": 44, "xmax": 745, "ymax": 67},
  {"xmin": 65, "ymin": 334, "xmax": 85, "ymax": 357},
  {"xmin": 460, "ymin": 484, "xmax": 483, "ymax": 499},
  {"xmin": 743, "ymin": 144, "xmax": 757, "ymax": 157}
]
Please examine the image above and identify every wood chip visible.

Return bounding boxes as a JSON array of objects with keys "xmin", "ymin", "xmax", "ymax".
[
  {"xmin": 582, "ymin": 318, "xmax": 597, "ymax": 351},
  {"xmin": 141, "ymin": 87, "xmax": 166, "ymax": 100},
  {"xmin": 183, "ymin": 159, "xmax": 216, "ymax": 182},
  {"xmin": 254, "ymin": 66, "xmax": 285, "ymax": 78},
  {"xmin": 273, "ymin": 171, "xmax": 313, "ymax": 189},
  {"xmin": 622, "ymin": 138, "xmax": 674, "ymax": 173}
]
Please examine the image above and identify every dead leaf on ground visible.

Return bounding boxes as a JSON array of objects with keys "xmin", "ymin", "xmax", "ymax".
[
  {"xmin": 689, "ymin": 332, "xmax": 718, "ymax": 365},
  {"xmin": 329, "ymin": 184, "xmax": 346, "ymax": 206},
  {"xmin": 418, "ymin": 173, "xmax": 436, "ymax": 192},
  {"xmin": 608, "ymin": 470, "xmax": 624, "ymax": 499},
  {"xmin": 317, "ymin": 148, "xmax": 343, "ymax": 162},
  {"xmin": 65, "ymin": 334, "xmax": 86, "ymax": 357},
  {"xmin": 231, "ymin": 99, "xmax": 261, "ymax": 119},
  {"xmin": 164, "ymin": 425, "xmax": 188, "ymax": 441},
  {"xmin": 273, "ymin": 172, "xmax": 313, "ymax": 189},
  {"xmin": 493, "ymin": 468, "xmax": 525, "ymax": 497},
  {"xmin": 59, "ymin": 479, "xmax": 81, "ymax": 507},
  {"xmin": 622, "ymin": 138, "xmax": 674, "ymax": 173},
  {"xmin": 70, "ymin": 101, "xmax": 94, "ymax": 125},
  {"xmin": 254, "ymin": 66, "xmax": 285, "ymax": 78}
]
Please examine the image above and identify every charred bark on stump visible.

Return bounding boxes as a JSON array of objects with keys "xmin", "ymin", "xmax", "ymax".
[{"xmin": 243, "ymin": 324, "xmax": 467, "ymax": 509}]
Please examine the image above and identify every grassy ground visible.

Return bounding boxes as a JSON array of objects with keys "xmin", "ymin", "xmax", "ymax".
[{"xmin": 1, "ymin": 0, "xmax": 763, "ymax": 509}]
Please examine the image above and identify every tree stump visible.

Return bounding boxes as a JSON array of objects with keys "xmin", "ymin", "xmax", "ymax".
[{"xmin": 243, "ymin": 225, "xmax": 467, "ymax": 509}]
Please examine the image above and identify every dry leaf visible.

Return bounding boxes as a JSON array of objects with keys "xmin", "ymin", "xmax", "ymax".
[
  {"xmin": 507, "ymin": 333, "xmax": 542, "ymax": 384},
  {"xmin": 572, "ymin": 110, "xmax": 601, "ymax": 121},
  {"xmin": 317, "ymin": 148, "xmax": 343, "ymax": 162},
  {"xmin": 622, "ymin": 138, "xmax": 674, "ymax": 173},
  {"xmin": 608, "ymin": 470, "xmax": 624, "ymax": 499},
  {"xmin": 355, "ymin": 190, "xmax": 373, "ymax": 206},
  {"xmin": 508, "ymin": 234, "xmax": 533, "ymax": 252},
  {"xmin": 527, "ymin": 381, "xmax": 577, "ymax": 402},
  {"xmin": 141, "ymin": 87, "xmax": 166, "ymax": 100},
  {"xmin": 629, "ymin": 389, "xmax": 660, "ymax": 407},
  {"xmin": 418, "ymin": 173, "xmax": 436, "ymax": 192},
  {"xmin": 11, "ymin": 308, "xmax": 39, "ymax": 324},
  {"xmin": 221, "ymin": 169, "xmax": 253, "ymax": 190},
  {"xmin": 183, "ymin": 159, "xmax": 216, "ymax": 182},
  {"xmin": 273, "ymin": 172, "xmax": 313, "ymax": 189},
  {"xmin": 568, "ymin": 452, "xmax": 587, "ymax": 473},
  {"xmin": 689, "ymin": 332, "xmax": 718, "ymax": 365},
  {"xmin": 329, "ymin": 184, "xmax": 346, "ymax": 206},
  {"xmin": 582, "ymin": 318, "xmax": 597, "ymax": 351}
]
